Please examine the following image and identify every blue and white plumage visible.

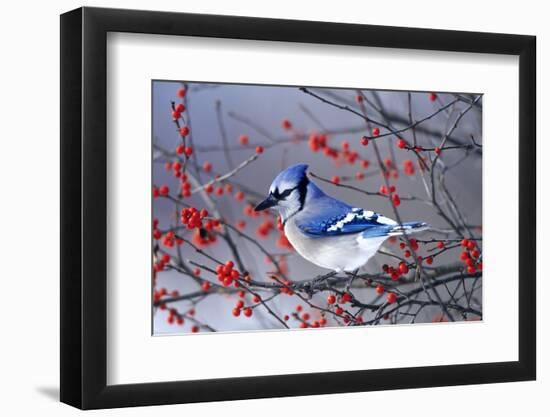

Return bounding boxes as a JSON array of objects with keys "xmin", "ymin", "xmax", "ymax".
[{"xmin": 255, "ymin": 164, "xmax": 428, "ymax": 272}]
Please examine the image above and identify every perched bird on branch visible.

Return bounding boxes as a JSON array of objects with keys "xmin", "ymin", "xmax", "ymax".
[{"xmin": 255, "ymin": 164, "xmax": 428, "ymax": 272}]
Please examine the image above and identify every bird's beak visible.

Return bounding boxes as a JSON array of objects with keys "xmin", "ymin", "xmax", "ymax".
[{"xmin": 254, "ymin": 194, "xmax": 278, "ymax": 211}]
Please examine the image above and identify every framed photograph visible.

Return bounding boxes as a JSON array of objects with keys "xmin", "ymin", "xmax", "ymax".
[{"xmin": 60, "ymin": 6, "xmax": 536, "ymax": 409}]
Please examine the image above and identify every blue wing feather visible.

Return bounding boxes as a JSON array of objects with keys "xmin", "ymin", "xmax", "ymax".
[{"xmin": 297, "ymin": 205, "xmax": 396, "ymax": 238}]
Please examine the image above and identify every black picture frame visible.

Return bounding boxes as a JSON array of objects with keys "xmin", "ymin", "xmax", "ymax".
[{"xmin": 60, "ymin": 6, "xmax": 536, "ymax": 410}]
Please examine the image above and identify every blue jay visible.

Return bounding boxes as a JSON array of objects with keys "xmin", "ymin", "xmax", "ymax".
[{"xmin": 255, "ymin": 164, "xmax": 428, "ymax": 272}]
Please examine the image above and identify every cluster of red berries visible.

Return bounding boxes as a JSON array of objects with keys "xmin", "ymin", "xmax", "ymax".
[
  {"xmin": 160, "ymin": 301, "xmax": 200, "ymax": 332},
  {"xmin": 153, "ymin": 253, "xmax": 172, "ymax": 273},
  {"xmin": 153, "ymin": 287, "xmax": 168, "ymax": 303},
  {"xmin": 181, "ymin": 207, "xmax": 209, "ymax": 230},
  {"xmin": 308, "ymin": 133, "xmax": 336, "ymax": 156},
  {"xmin": 175, "ymin": 143, "xmax": 193, "ymax": 157},
  {"xmin": 166, "ymin": 307, "xmax": 185, "ymax": 326},
  {"xmin": 172, "ymin": 103, "xmax": 186, "ymax": 121},
  {"xmin": 382, "ymin": 262, "xmax": 409, "ymax": 281},
  {"xmin": 232, "ymin": 296, "xmax": 258, "ymax": 318},
  {"xmin": 215, "ymin": 260, "xmax": 241, "ymax": 287},
  {"xmin": 459, "ymin": 239, "xmax": 482, "ymax": 274},
  {"xmin": 272, "ymin": 276, "xmax": 293, "ymax": 295},
  {"xmin": 288, "ymin": 305, "xmax": 328, "ymax": 328},
  {"xmin": 161, "ymin": 231, "xmax": 180, "ymax": 249},
  {"xmin": 403, "ymin": 159, "xmax": 416, "ymax": 176},
  {"xmin": 152, "ymin": 184, "xmax": 170, "ymax": 198},
  {"xmin": 256, "ymin": 220, "xmax": 275, "ymax": 238},
  {"xmin": 308, "ymin": 133, "xmax": 367, "ymax": 168},
  {"xmin": 152, "ymin": 222, "xmax": 183, "ymax": 250},
  {"xmin": 378, "ymin": 158, "xmax": 400, "ymax": 179},
  {"xmin": 373, "ymin": 284, "xmax": 397, "ymax": 304},
  {"xmin": 160, "ymin": 162, "xmax": 194, "ymax": 197},
  {"xmin": 338, "ymin": 141, "xmax": 360, "ymax": 165},
  {"xmin": 378, "ymin": 183, "xmax": 401, "ymax": 206},
  {"xmin": 192, "ymin": 222, "xmax": 219, "ymax": 248}
]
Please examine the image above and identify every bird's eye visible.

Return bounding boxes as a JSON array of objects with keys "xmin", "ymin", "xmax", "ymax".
[
  {"xmin": 271, "ymin": 188, "xmax": 293, "ymax": 200},
  {"xmin": 279, "ymin": 188, "xmax": 293, "ymax": 199}
]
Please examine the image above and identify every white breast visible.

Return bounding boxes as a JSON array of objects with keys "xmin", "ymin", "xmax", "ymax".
[{"xmin": 284, "ymin": 218, "xmax": 388, "ymax": 272}]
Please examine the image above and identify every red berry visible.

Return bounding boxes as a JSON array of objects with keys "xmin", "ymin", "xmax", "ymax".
[
  {"xmin": 361, "ymin": 136, "xmax": 369, "ymax": 146},
  {"xmin": 435, "ymin": 147, "xmax": 441, "ymax": 155},
  {"xmin": 399, "ymin": 262, "xmax": 409, "ymax": 274},
  {"xmin": 437, "ymin": 241, "xmax": 445, "ymax": 249},
  {"xmin": 327, "ymin": 295, "xmax": 336, "ymax": 305},
  {"xmin": 201, "ymin": 281, "xmax": 211, "ymax": 291},
  {"xmin": 355, "ymin": 94, "xmax": 363, "ymax": 103},
  {"xmin": 392, "ymin": 194, "xmax": 401, "ymax": 206},
  {"xmin": 203, "ymin": 161, "xmax": 212, "ymax": 172},
  {"xmin": 386, "ymin": 292, "xmax": 397, "ymax": 304},
  {"xmin": 176, "ymin": 144, "xmax": 185, "ymax": 154},
  {"xmin": 426, "ymin": 256, "xmax": 433, "ymax": 265},
  {"xmin": 341, "ymin": 292, "xmax": 352, "ymax": 303},
  {"xmin": 331, "ymin": 176, "xmax": 340, "ymax": 184},
  {"xmin": 184, "ymin": 146, "xmax": 193, "ymax": 156},
  {"xmin": 372, "ymin": 127, "xmax": 380, "ymax": 137},
  {"xmin": 191, "ymin": 325, "xmax": 199, "ymax": 333},
  {"xmin": 177, "ymin": 87, "xmax": 186, "ymax": 98},
  {"xmin": 243, "ymin": 308, "xmax": 253, "ymax": 317},
  {"xmin": 397, "ymin": 139, "xmax": 407, "ymax": 149},
  {"xmin": 375, "ymin": 284, "xmax": 385, "ymax": 295},
  {"xmin": 429, "ymin": 92, "xmax": 438, "ymax": 102},
  {"xmin": 239, "ymin": 135, "xmax": 249, "ymax": 145},
  {"xmin": 159, "ymin": 185, "xmax": 169, "ymax": 196},
  {"xmin": 179, "ymin": 126, "xmax": 190, "ymax": 137},
  {"xmin": 232, "ymin": 308, "xmax": 241, "ymax": 317},
  {"xmin": 281, "ymin": 119, "xmax": 292, "ymax": 130},
  {"xmin": 255, "ymin": 146, "xmax": 264, "ymax": 154},
  {"xmin": 175, "ymin": 103, "xmax": 185, "ymax": 113}
]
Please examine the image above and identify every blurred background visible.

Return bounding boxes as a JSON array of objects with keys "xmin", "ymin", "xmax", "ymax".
[{"xmin": 152, "ymin": 81, "xmax": 482, "ymax": 335}]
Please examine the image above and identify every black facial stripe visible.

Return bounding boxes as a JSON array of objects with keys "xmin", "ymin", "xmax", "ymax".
[{"xmin": 297, "ymin": 176, "xmax": 309, "ymax": 211}]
